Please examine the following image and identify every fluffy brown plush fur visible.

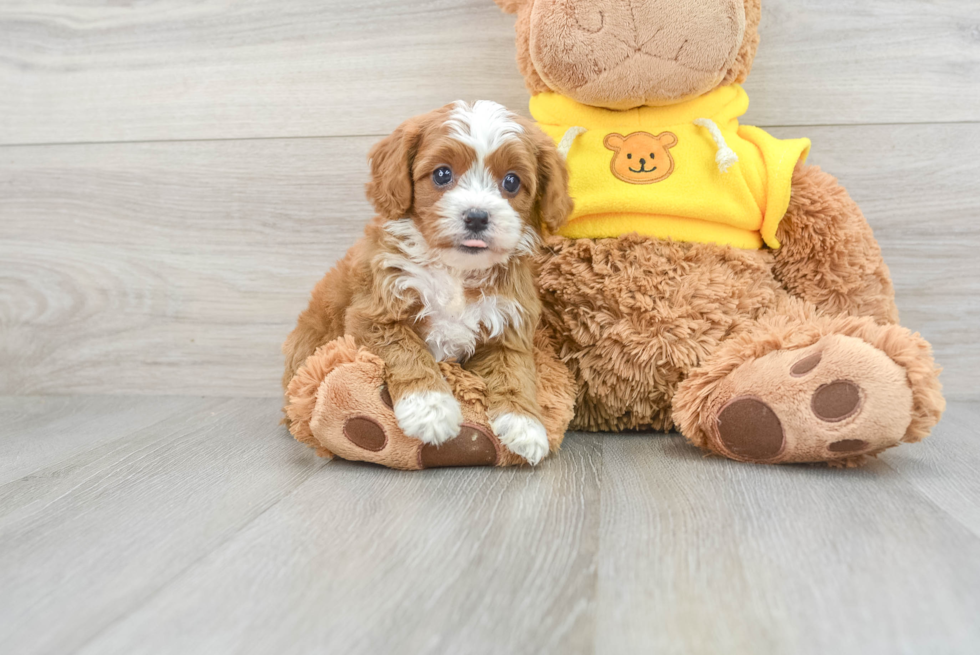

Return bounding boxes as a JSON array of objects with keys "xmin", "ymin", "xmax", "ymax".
[{"xmin": 500, "ymin": 0, "xmax": 945, "ymax": 464}]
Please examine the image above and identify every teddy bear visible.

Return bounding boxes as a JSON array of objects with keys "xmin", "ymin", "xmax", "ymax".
[{"xmin": 493, "ymin": 0, "xmax": 945, "ymax": 465}]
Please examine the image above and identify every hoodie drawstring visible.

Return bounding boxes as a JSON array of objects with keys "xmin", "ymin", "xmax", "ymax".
[
  {"xmin": 693, "ymin": 118, "xmax": 738, "ymax": 173},
  {"xmin": 557, "ymin": 126, "xmax": 587, "ymax": 158}
]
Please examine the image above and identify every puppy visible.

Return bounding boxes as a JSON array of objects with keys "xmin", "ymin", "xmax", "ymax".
[{"xmin": 283, "ymin": 101, "xmax": 572, "ymax": 465}]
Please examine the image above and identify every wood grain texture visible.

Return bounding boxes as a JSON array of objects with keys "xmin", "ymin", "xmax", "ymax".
[
  {"xmin": 1, "ymin": 0, "xmax": 978, "ymax": 146},
  {"xmin": 593, "ymin": 420, "xmax": 980, "ymax": 655},
  {"xmin": 79, "ymin": 434, "xmax": 603, "ymax": 655},
  {"xmin": 0, "ymin": 136, "xmax": 369, "ymax": 397},
  {"xmin": 884, "ymin": 402, "xmax": 980, "ymax": 537},
  {"xmin": 2, "ymin": 124, "xmax": 977, "ymax": 399},
  {"xmin": 0, "ymin": 394, "xmax": 602, "ymax": 655},
  {"xmin": 0, "ymin": 397, "xmax": 324, "ymax": 655},
  {"xmin": 0, "ymin": 395, "xmax": 211, "ymax": 484},
  {"xmin": 1, "ymin": 397, "xmax": 978, "ymax": 654}
]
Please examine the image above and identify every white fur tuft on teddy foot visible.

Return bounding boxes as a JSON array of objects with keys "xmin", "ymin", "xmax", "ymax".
[
  {"xmin": 491, "ymin": 413, "xmax": 550, "ymax": 465},
  {"xmin": 393, "ymin": 391, "xmax": 464, "ymax": 446}
]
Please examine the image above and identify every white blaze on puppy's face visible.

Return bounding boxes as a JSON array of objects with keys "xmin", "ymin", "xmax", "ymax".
[{"xmin": 423, "ymin": 100, "xmax": 535, "ymax": 271}]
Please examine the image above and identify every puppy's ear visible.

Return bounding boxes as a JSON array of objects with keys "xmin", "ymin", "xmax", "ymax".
[
  {"xmin": 365, "ymin": 119, "xmax": 422, "ymax": 219},
  {"xmin": 494, "ymin": 0, "xmax": 526, "ymax": 14},
  {"xmin": 531, "ymin": 128, "xmax": 573, "ymax": 235}
]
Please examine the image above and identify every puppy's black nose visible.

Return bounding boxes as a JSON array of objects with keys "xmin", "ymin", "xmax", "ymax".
[
  {"xmin": 464, "ymin": 209, "xmax": 489, "ymax": 233},
  {"xmin": 639, "ymin": 158, "xmax": 646, "ymax": 166}
]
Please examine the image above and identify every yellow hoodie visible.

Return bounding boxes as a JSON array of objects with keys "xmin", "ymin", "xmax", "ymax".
[{"xmin": 530, "ymin": 85, "xmax": 811, "ymax": 249}]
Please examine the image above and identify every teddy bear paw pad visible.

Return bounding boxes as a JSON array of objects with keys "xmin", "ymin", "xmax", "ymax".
[
  {"xmin": 716, "ymin": 397, "xmax": 785, "ymax": 461},
  {"xmin": 790, "ymin": 351, "xmax": 822, "ymax": 376},
  {"xmin": 419, "ymin": 424, "xmax": 499, "ymax": 468},
  {"xmin": 343, "ymin": 416, "xmax": 388, "ymax": 452},
  {"xmin": 828, "ymin": 439, "xmax": 870, "ymax": 453},
  {"xmin": 811, "ymin": 381, "xmax": 862, "ymax": 422}
]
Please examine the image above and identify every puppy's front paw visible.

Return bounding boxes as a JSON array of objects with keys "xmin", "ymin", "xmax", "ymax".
[
  {"xmin": 491, "ymin": 413, "xmax": 549, "ymax": 466},
  {"xmin": 393, "ymin": 391, "xmax": 464, "ymax": 446}
]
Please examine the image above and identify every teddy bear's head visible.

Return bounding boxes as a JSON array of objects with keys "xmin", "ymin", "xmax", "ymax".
[{"xmin": 494, "ymin": 0, "xmax": 761, "ymax": 110}]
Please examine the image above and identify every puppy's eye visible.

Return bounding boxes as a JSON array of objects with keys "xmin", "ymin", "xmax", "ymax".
[
  {"xmin": 502, "ymin": 173, "xmax": 521, "ymax": 194},
  {"xmin": 650, "ymin": 153, "xmax": 656, "ymax": 159},
  {"xmin": 627, "ymin": 153, "xmax": 632, "ymax": 159},
  {"xmin": 432, "ymin": 166, "xmax": 453, "ymax": 187}
]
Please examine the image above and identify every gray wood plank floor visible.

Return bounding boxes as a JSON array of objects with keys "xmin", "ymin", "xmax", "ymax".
[{"xmin": 1, "ymin": 396, "xmax": 977, "ymax": 655}]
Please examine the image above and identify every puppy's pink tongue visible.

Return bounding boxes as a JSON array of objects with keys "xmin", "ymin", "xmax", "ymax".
[{"xmin": 462, "ymin": 239, "xmax": 488, "ymax": 249}]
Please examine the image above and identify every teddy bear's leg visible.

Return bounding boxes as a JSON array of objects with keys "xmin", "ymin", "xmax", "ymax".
[
  {"xmin": 283, "ymin": 334, "xmax": 573, "ymax": 470},
  {"xmin": 772, "ymin": 163, "xmax": 900, "ymax": 325},
  {"xmin": 672, "ymin": 298, "xmax": 945, "ymax": 465}
]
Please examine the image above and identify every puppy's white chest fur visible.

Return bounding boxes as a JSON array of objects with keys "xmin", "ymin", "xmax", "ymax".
[
  {"xmin": 381, "ymin": 218, "xmax": 524, "ymax": 362},
  {"xmin": 395, "ymin": 264, "xmax": 520, "ymax": 363}
]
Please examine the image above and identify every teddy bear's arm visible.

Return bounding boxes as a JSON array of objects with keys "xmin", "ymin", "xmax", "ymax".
[{"xmin": 772, "ymin": 163, "xmax": 899, "ymax": 325}]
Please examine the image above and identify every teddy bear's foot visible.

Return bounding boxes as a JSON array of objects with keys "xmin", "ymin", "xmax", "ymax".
[
  {"xmin": 325, "ymin": 376, "xmax": 502, "ymax": 470},
  {"xmin": 711, "ymin": 334, "xmax": 914, "ymax": 464},
  {"xmin": 673, "ymin": 317, "xmax": 945, "ymax": 465},
  {"xmin": 285, "ymin": 335, "xmax": 575, "ymax": 470},
  {"xmin": 300, "ymin": 347, "xmax": 503, "ymax": 471}
]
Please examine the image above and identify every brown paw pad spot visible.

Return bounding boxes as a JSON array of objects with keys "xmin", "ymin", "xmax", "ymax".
[
  {"xmin": 420, "ymin": 424, "xmax": 498, "ymax": 468},
  {"xmin": 716, "ymin": 397, "xmax": 785, "ymax": 461},
  {"xmin": 343, "ymin": 416, "xmax": 388, "ymax": 452},
  {"xmin": 790, "ymin": 351, "xmax": 822, "ymax": 377},
  {"xmin": 829, "ymin": 439, "xmax": 870, "ymax": 453},
  {"xmin": 812, "ymin": 381, "xmax": 862, "ymax": 422},
  {"xmin": 379, "ymin": 384, "xmax": 393, "ymax": 409}
]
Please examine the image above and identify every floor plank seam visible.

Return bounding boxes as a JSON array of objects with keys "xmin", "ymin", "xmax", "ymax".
[
  {"xmin": 1, "ymin": 118, "xmax": 977, "ymax": 150},
  {"xmin": 589, "ymin": 434, "xmax": 604, "ymax": 655}
]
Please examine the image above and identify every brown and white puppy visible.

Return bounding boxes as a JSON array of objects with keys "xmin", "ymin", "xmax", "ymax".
[{"xmin": 282, "ymin": 101, "xmax": 572, "ymax": 464}]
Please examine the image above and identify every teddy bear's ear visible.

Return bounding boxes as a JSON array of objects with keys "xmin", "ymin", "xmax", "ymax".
[
  {"xmin": 493, "ymin": 0, "xmax": 526, "ymax": 14},
  {"xmin": 657, "ymin": 132, "xmax": 678, "ymax": 148},
  {"xmin": 603, "ymin": 134, "xmax": 625, "ymax": 151},
  {"xmin": 365, "ymin": 118, "xmax": 423, "ymax": 219}
]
